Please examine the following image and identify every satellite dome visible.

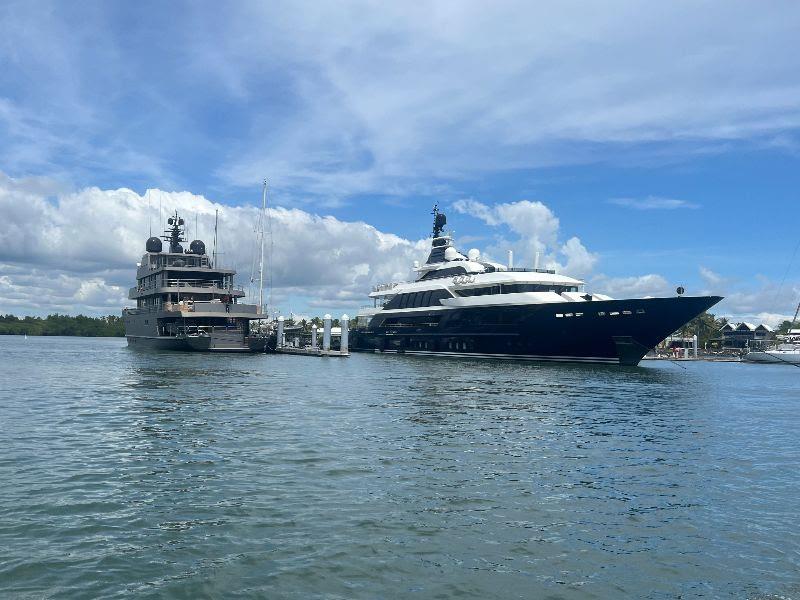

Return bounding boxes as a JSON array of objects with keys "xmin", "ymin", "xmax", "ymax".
[
  {"xmin": 444, "ymin": 247, "xmax": 465, "ymax": 261},
  {"xmin": 467, "ymin": 248, "xmax": 480, "ymax": 261},
  {"xmin": 189, "ymin": 240, "xmax": 206, "ymax": 255},
  {"xmin": 146, "ymin": 237, "xmax": 162, "ymax": 253}
]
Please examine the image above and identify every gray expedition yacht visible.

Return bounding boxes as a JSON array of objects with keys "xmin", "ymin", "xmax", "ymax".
[{"xmin": 123, "ymin": 212, "xmax": 263, "ymax": 351}]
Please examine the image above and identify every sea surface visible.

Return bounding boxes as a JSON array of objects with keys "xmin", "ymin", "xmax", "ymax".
[{"xmin": 0, "ymin": 336, "xmax": 798, "ymax": 599}]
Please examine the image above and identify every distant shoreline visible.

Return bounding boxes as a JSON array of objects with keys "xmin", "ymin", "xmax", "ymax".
[{"xmin": 0, "ymin": 314, "xmax": 124, "ymax": 337}]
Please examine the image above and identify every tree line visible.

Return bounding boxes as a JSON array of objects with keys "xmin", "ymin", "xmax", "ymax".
[{"xmin": 0, "ymin": 314, "xmax": 125, "ymax": 337}]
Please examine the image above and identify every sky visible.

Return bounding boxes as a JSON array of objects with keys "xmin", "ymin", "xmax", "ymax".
[{"xmin": 1, "ymin": 0, "xmax": 799, "ymax": 324}]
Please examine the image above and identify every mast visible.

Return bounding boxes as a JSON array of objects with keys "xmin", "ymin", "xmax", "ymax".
[
  {"xmin": 213, "ymin": 209, "xmax": 218, "ymax": 267},
  {"xmin": 259, "ymin": 180, "xmax": 267, "ymax": 315}
]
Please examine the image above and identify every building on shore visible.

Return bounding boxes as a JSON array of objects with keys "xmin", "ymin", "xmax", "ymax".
[{"xmin": 717, "ymin": 322, "xmax": 774, "ymax": 349}]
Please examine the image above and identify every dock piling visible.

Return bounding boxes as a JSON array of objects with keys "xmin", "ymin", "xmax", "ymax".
[
  {"xmin": 341, "ymin": 314, "xmax": 349, "ymax": 353},
  {"xmin": 311, "ymin": 325, "xmax": 318, "ymax": 349},
  {"xmin": 277, "ymin": 316, "xmax": 285, "ymax": 349},
  {"xmin": 323, "ymin": 314, "xmax": 331, "ymax": 351}
]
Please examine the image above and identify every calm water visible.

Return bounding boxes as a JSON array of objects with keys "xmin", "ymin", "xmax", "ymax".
[{"xmin": 1, "ymin": 336, "xmax": 798, "ymax": 599}]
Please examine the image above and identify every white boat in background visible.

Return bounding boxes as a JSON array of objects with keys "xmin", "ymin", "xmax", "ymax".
[
  {"xmin": 744, "ymin": 345, "xmax": 800, "ymax": 364},
  {"xmin": 744, "ymin": 324, "xmax": 800, "ymax": 365}
]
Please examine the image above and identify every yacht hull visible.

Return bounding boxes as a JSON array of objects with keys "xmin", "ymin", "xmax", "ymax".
[
  {"xmin": 743, "ymin": 350, "xmax": 800, "ymax": 364},
  {"xmin": 352, "ymin": 295, "xmax": 721, "ymax": 366}
]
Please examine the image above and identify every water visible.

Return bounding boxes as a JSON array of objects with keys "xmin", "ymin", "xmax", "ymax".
[{"xmin": 1, "ymin": 336, "xmax": 798, "ymax": 599}]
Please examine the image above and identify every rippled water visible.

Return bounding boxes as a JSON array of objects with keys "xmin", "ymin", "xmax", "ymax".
[{"xmin": 1, "ymin": 336, "xmax": 799, "ymax": 599}]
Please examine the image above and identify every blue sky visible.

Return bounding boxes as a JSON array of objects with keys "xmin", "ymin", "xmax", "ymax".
[{"xmin": 1, "ymin": 1, "xmax": 799, "ymax": 322}]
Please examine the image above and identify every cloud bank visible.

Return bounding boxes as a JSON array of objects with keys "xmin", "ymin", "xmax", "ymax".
[{"xmin": 0, "ymin": 173, "xmax": 428, "ymax": 316}]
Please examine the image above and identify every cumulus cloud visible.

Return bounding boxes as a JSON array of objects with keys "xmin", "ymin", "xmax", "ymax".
[
  {"xmin": 452, "ymin": 198, "xmax": 598, "ymax": 277},
  {"xmin": 0, "ymin": 173, "xmax": 428, "ymax": 316},
  {"xmin": 608, "ymin": 196, "xmax": 700, "ymax": 210}
]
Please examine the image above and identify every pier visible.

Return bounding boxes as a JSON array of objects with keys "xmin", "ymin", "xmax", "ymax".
[{"xmin": 274, "ymin": 313, "xmax": 350, "ymax": 357}]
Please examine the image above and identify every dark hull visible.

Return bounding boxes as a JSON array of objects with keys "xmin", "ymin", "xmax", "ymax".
[
  {"xmin": 351, "ymin": 296, "xmax": 721, "ymax": 366},
  {"xmin": 126, "ymin": 335, "xmax": 257, "ymax": 353}
]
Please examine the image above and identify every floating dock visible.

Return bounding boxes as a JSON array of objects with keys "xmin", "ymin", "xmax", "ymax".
[{"xmin": 273, "ymin": 314, "xmax": 350, "ymax": 358}]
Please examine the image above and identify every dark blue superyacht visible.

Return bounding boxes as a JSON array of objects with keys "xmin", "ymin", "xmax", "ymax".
[{"xmin": 352, "ymin": 208, "xmax": 721, "ymax": 366}]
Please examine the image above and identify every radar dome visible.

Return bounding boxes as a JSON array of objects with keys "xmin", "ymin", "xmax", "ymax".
[
  {"xmin": 467, "ymin": 248, "xmax": 480, "ymax": 261},
  {"xmin": 146, "ymin": 237, "xmax": 162, "ymax": 252},
  {"xmin": 444, "ymin": 247, "xmax": 465, "ymax": 261},
  {"xmin": 189, "ymin": 240, "xmax": 206, "ymax": 255}
]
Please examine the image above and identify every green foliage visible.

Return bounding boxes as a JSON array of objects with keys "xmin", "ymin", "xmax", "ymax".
[
  {"xmin": 775, "ymin": 320, "xmax": 795, "ymax": 335},
  {"xmin": 676, "ymin": 311, "xmax": 729, "ymax": 347},
  {"xmin": 0, "ymin": 314, "xmax": 125, "ymax": 337}
]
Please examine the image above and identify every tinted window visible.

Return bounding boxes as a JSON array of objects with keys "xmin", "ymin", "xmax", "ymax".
[
  {"xmin": 421, "ymin": 290, "xmax": 432, "ymax": 306},
  {"xmin": 420, "ymin": 266, "xmax": 468, "ymax": 280}
]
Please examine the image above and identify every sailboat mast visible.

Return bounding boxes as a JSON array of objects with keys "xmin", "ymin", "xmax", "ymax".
[
  {"xmin": 213, "ymin": 209, "xmax": 218, "ymax": 267},
  {"xmin": 259, "ymin": 180, "xmax": 267, "ymax": 314}
]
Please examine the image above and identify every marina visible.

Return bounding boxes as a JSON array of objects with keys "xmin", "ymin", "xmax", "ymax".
[{"xmin": 2, "ymin": 3, "xmax": 800, "ymax": 599}]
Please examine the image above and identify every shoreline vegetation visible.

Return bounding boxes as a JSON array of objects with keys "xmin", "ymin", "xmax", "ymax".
[
  {"xmin": 1, "ymin": 311, "xmax": 793, "ymax": 340},
  {"xmin": 0, "ymin": 314, "xmax": 125, "ymax": 337}
]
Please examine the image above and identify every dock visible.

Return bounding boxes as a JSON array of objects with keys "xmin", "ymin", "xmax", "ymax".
[{"xmin": 273, "ymin": 313, "xmax": 350, "ymax": 358}]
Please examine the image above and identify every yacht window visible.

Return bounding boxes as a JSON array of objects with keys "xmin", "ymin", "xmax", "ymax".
[
  {"xmin": 457, "ymin": 285, "xmax": 501, "ymax": 297},
  {"xmin": 622, "ymin": 310, "xmax": 632, "ymax": 315},
  {"xmin": 636, "ymin": 309, "xmax": 645, "ymax": 314},
  {"xmin": 597, "ymin": 311, "xmax": 606, "ymax": 316},
  {"xmin": 399, "ymin": 294, "xmax": 409, "ymax": 309},
  {"xmin": 421, "ymin": 290, "xmax": 432, "ymax": 306},
  {"xmin": 610, "ymin": 311, "xmax": 620, "ymax": 316},
  {"xmin": 413, "ymin": 293, "xmax": 425, "ymax": 308},
  {"xmin": 556, "ymin": 313, "xmax": 564, "ymax": 318},
  {"xmin": 420, "ymin": 266, "xmax": 468, "ymax": 280}
]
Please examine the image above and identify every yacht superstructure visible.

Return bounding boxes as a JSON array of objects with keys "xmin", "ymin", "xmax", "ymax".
[
  {"xmin": 352, "ymin": 207, "xmax": 722, "ymax": 366},
  {"xmin": 123, "ymin": 212, "xmax": 262, "ymax": 351}
]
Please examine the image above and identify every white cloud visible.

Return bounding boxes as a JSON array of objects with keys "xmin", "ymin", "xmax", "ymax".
[
  {"xmin": 590, "ymin": 274, "xmax": 672, "ymax": 298},
  {"xmin": 608, "ymin": 196, "xmax": 699, "ymax": 210},
  {"xmin": 699, "ymin": 265, "xmax": 726, "ymax": 287},
  {"xmin": 0, "ymin": 172, "xmax": 429, "ymax": 316},
  {"xmin": 2, "ymin": 2, "xmax": 800, "ymax": 198}
]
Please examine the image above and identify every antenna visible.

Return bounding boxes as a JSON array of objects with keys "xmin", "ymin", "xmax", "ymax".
[
  {"xmin": 147, "ymin": 189, "xmax": 152, "ymax": 237},
  {"xmin": 213, "ymin": 209, "xmax": 219, "ymax": 267}
]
